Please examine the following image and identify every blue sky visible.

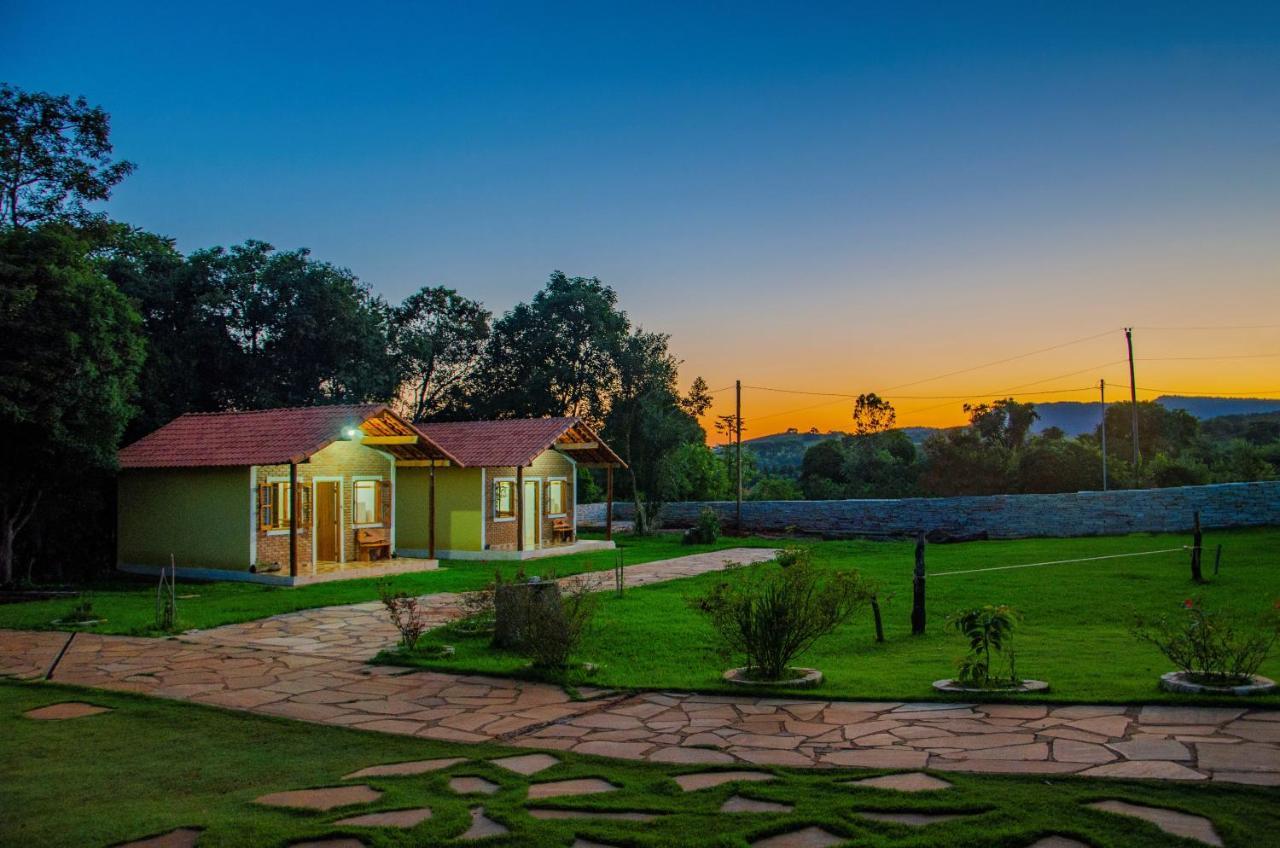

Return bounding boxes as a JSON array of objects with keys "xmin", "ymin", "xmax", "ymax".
[{"xmin": 6, "ymin": 2, "xmax": 1280, "ymax": 428}]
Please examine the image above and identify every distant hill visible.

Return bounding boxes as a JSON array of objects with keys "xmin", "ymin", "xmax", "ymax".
[{"xmin": 743, "ymin": 395, "xmax": 1280, "ymax": 475}]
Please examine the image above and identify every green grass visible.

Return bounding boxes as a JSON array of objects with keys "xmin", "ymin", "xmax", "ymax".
[
  {"xmin": 385, "ymin": 527, "xmax": 1280, "ymax": 705},
  {"xmin": 3, "ymin": 679, "xmax": 1276, "ymax": 847},
  {"xmin": 0, "ymin": 533, "xmax": 714, "ymax": 636}
]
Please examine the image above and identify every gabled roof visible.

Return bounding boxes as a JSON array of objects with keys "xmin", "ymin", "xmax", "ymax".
[
  {"xmin": 119, "ymin": 404, "xmax": 461, "ymax": 469},
  {"xmin": 415, "ymin": 417, "xmax": 625, "ymax": 468}
]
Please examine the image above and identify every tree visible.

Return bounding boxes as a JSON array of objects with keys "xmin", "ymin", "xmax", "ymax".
[
  {"xmin": 471, "ymin": 271, "xmax": 627, "ymax": 425},
  {"xmin": 681, "ymin": 376, "xmax": 714, "ymax": 418},
  {"xmin": 852, "ymin": 392, "xmax": 896, "ymax": 435},
  {"xmin": 843, "ymin": 431, "xmax": 920, "ymax": 498},
  {"xmin": 963, "ymin": 398, "xmax": 1039, "ymax": 450},
  {"xmin": 800, "ymin": 439, "xmax": 849, "ymax": 497},
  {"xmin": 0, "ymin": 224, "xmax": 145, "ymax": 583},
  {"xmin": 0, "ymin": 84, "xmax": 136, "ymax": 228},
  {"xmin": 390, "ymin": 286, "xmax": 490, "ymax": 420},
  {"xmin": 713, "ymin": 413, "xmax": 744, "ymax": 448},
  {"xmin": 1016, "ymin": 435, "xmax": 1103, "ymax": 493},
  {"xmin": 920, "ymin": 428, "xmax": 1015, "ymax": 496}
]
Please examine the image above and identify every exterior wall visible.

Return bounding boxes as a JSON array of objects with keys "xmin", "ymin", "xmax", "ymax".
[
  {"xmin": 484, "ymin": 450, "xmax": 576, "ymax": 551},
  {"xmin": 395, "ymin": 466, "xmax": 484, "ymax": 552},
  {"xmin": 254, "ymin": 439, "xmax": 393, "ymax": 570},
  {"xmin": 577, "ymin": 481, "xmax": 1280, "ymax": 539},
  {"xmin": 118, "ymin": 467, "xmax": 251, "ymax": 570}
]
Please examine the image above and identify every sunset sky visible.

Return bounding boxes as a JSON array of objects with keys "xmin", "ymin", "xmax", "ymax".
[{"xmin": 6, "ymin": 2, "xmax": 1279, "ymax": 433}]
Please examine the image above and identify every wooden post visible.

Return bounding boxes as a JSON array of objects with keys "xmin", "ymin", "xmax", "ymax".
[
  {"xmin": 605, "ymin": 466, "xmax": 614, "ymax": 541},
  {"xmin": 516, "ymin": 465, "xmax": 524, "ymax": 552},
  {"xmin": 911, "ymin": 532, "xmax": 926, "ymax": 635},
  {"xmin": 1099, "ymin": 379, "xmax": 1108, "ymax": 491},
  {"xmin": 428, "ymin": 462, "xmax": 436, "ymax": 560},
  {"xmin": 288, "ymin": 462, "xmax": 299, "ymax": 578},
  {"xmin": 1125, "ymin": 327, "xmax": 1140, "ymax": 485},
  {"xmin": 735, "ymin": 379, "xmax": 743, "ymax": 534},
  {"xmin": 1191, "ymin": 510, "xmax": 1204, "ymax": 583},
  {"xmin": 871, "ymin": 595, "xmax": 885, "ymax": 643},
  {"xmin": 1213, "ymin": 544, "xmax": 1222, "ymax": 575}
]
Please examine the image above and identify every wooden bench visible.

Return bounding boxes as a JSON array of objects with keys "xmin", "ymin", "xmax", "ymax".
[
  {"xmin": 355, "ymin": 528, "xmax": 391, "ymax": 561},
  {"xmin": 551, "ymin": 518, "xmax": 573, "ymax": 544}
]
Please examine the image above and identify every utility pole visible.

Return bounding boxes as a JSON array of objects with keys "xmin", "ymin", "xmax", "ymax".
[
  {"xmin": 1125, "ymin": 327, "xmax": 1140, "ymax": 485},
  {"xmin": 1099, "ymin": 379, "xmax": 1107, "ymax": 491},
  {"xmin": 735, "ymin": 379, "xmax": 743, "ymax": 534}
]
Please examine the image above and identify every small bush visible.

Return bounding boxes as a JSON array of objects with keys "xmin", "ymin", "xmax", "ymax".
[
  {"xmin": 378, "ymin": 580, "xmax": 429, "ymax": 651},
  {"xmin": 1132, "ymin": 598, "xmax": 1279, "ymax": 686},
  {"xmin": 682, "ymin": 507, "xmax": 721, "ymax": 545},
  {"xmin": 520, "ymin": 575, "xmax": 598, "ymax": 670},
  {"xmin": 775, "ymin": 546, "xmax": 813, "ymax": 569},
  {"xmin": 948, "ymin": 605, "xmax": 1021, "ymax": 688},
  {"xmin": 60, "ymin": 595, "xmax": 96, "ymax": 624},
  {"xmin": 691, "ymin": 560, "xmax": 872, "ymax": 681}
]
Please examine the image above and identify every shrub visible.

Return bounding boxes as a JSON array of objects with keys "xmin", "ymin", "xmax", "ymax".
[
  {"xmin": 948, "ymin": 605, "xmax": 1021, "ymax": 687},
  {"xmin": 1132, "ymin": 598, "xmax": 1280, "ymax": 686},
  {"xmin": 60, "ymin": 595, "xmax": 96, "ymax": 624},
  {"xmin": 519, "ymin": 575, "xmax": 598, "ymax": 670},
  {"xmin": 682, "ymin": 507, "xmax": 721, "ymax": 545},
  {"xmin": 377, "ymin": 580, "xmax": 429, "ymax": 651},
  {"xmin": 775, "ymin": 546, "xmax": 813, "ymax": 569},
  {"xmin": 691, "ymin": 560, "xmax": 872, "ymax": 680}
]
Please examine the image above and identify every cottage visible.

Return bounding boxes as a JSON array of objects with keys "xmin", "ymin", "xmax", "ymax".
[
  {"xmin": 396, "ymin": 417, "xmax": 624, "ymax": 560},
  {"xmin": 116, "ymin": 406, "xmax": 623, "ymax": 584}
]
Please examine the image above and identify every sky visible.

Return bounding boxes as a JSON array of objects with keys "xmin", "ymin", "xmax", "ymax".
[{"xmin": 5, "ymin": 2, "xmax": 1280, "ymax": 434}]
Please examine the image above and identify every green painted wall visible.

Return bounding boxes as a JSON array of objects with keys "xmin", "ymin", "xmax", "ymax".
[
  {"xmin": 396, "ymin": 467, "xmax": 483, "ymax": 552},
  {"xmin": 118, "ymin": 468, "xmax": 251, "ymax": 570}
]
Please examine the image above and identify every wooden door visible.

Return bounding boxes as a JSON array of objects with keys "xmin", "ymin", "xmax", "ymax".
[
  {"xmin": 315, "ymin": 481, "xmax": 340, "ymax": 562},
  {"xmin": 522, "ymin": 480, "xmax": 539, "ymax": 550}
]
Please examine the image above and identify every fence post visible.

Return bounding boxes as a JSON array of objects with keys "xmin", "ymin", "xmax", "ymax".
[
  {"xmin": 871, "ymin": 595, "xmax": 885, "ymax": 643},
  {"xmin": 1213, "ymin": 544, "xmax": 1222, "ymax": 576},
  {"xmin": 1190, "ymin": 511, "xmax": 1204, "ymax": 583},
  {"xmin": 911, "ymin": 532, "xmax": 926, "ymax": 635}
]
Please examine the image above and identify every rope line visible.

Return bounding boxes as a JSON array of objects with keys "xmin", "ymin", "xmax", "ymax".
[{"xmin": 927, "ymin": 547, "xmax": 1187, "ymax": 578}]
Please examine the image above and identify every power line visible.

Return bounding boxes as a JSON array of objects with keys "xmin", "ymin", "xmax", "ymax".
[{"xmin": 1134, "ymin": 324, "xmax": 1280, "ymax": 331}]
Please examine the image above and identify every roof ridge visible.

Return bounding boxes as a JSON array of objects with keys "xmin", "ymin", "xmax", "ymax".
[{"xmin": 178, "ymin": 402, "xmax": 383, "ymax": 419}]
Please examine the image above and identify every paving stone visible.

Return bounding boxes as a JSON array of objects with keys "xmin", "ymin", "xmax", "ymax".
[
  {"xmin": 344, "ymin": 757, "xmax": 465, "ymax": 778},
  {"xmin": 490, "ymin": 753, "xmax": 559, "ymax": 775},
  {"xmin": 749, "ymin": 826, "xmax": 846, "ymax": 848},
  {"xmin": 1026, "ymin": 838, "xmax": 1091, "ymax": 848},
  {"xmin": 449, "ymin": 776, "xmax": 501, "ymax": 795},
  {"xmin": 1078, "ymin": 761, "xmax": 1205, "ymax": 780},
  {"xmin": 845, "ymin": 772, "xmax": 952, "ymax": 792},
  {"xmin": 1052, "ymin": 740, "xmax": 1116, "ymax": 764},
  {"xmin": 1138, "ymin": 706, "xmax": 1243, "ymax": 725},
  {"xmin": 1196, "ymin": 741, "xmax": 1280, "ymax": 772},
  {"xmin": 648, "ymin": 745, "xmax": 737, "ymax": 764},
  {"xmin": 256, "ymin": 785, "xmax": 382, "ymax": 810},
  {"xmin": 674, "ymin": 770, "xmax": 776, "ymax": 791},
  {"xmin": 527, "ymin": 777, "xmax": 619, "ymax": 799},
  {"xmin": 527, "ymin": 809, "xmax": 658, "ymax": 821},
  {"xmin": 1209, "ymin": 770, "xmax": 1280, "ymax": 785},
  {"xmin": 572, "ymin": 840, "xmax": 623, "ymax": 848},
  {"xmin": 288, "ymin": 841, "xmax": 366, "ymax": 848},
  {"xmin": 334, "ymin": 807, "xmax": 433, "ymax": 827},
  {"xmin": 24, "ymin": 702, "xmax": 112, "ymax": 720},
  {"xmin": 1222, "ymin": 721, "xmax": 1280, "ymax": 743},
  {"xmin": 1107, "ymin": 738, "xmax": 1191, "ymax": 761},
  {"xmin": 115, "ymin": 828, "xmax": 202, "ymax": 848},
  {"xmin": 572, "ymin": 740, "xmax": 652, "ymax": 759},
  {"xmin": 720, "ymin": 794, "xmax": 794, "ymax": 813},
  {"xmin": 859, "ymin": 810, "xmax": 969, "ymax": 826},
  {"xmin": 459, "ymin": 807, "xmax": 508, "ymax": 840},
  {"xmin": 1087, "ymin": 800, "xmax": 1222, "ymax": 846},
  {"xmin": 820, "ymin": 748, "xmax": 929, "ymax": 769}
]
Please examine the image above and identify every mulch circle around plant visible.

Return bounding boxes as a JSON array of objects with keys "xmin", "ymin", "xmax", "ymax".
[
  {"xmin": 1159, "ymin": 671, "xmax": 1277, "ymax": 696},
  {"xmin": 931, "ymin": 678, "xmax": 1049, "ymax": 694},
  {"xmin": 723, "ymin": 667, "xmax": 823, "ymax": 688}
]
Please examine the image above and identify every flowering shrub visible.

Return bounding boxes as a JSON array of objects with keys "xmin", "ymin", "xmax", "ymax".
[
  {"xmin": 1132, "ymin": 598, "xmax": 1280, "ymax": 686},
  {"xmin": 948, "ymin": 605, "xmax": 1022, "ymax": 687},
  {"xmin": 378, "ymin": 580, "xmax": 429, "ymax": 651}
]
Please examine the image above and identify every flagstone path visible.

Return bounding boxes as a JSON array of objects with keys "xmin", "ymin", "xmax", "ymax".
[{"xmin": 3, "ymin": 547, "xmax": 1279, "ymax": 787}]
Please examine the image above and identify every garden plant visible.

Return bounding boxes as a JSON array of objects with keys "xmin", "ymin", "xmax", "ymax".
[
  {"xmin": 1132, "ymin": 597, "xmax": 1280, "ymax": 688},
  {"xmin": 947, "ymin": 604, "xmax": 1023, "ymax": 688}
]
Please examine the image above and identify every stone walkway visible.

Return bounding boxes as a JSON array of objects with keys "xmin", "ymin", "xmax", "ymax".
[
  {"xmin": 182, "ymin": 547, "xmax": 778, "ymax": 661},
  {"xmin": 2, "ymin": 547, "xmax": 1278, "ymax": 786}
]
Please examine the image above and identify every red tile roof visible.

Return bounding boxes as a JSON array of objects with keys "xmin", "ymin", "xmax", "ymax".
[
  {"xmin": 416, "ymin": 417, "xmax": 623, "ymax": 468},
  {"xmin": 119, "ymin": 404, "xmax": 397, "ymax": 468}
]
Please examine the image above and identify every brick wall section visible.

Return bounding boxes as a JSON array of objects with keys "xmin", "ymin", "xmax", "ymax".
[
  {"xmin": 576, "ymin": 481, "xmax": 1280, "ymax": 539},
  {"xmin": 484, "ymin": 451, "xmax": 576, "ymax": 550},
  {"xmin": 255, "ymin": 440, "xmax": 394, "ymax": 569}
]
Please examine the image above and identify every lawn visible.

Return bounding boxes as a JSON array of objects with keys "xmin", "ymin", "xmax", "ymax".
[
  {"xmin": 0, "ymin": 533, "xmax": 722, "ymax": 636},
  {"xmin": 386, "ymin": 527, "xmax": 1280, "ymax": 706},
  {"xmin": 3, "ymin": 679, "xmax": 1277, "ymax": 847}
]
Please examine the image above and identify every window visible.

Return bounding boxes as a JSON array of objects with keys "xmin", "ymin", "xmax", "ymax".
[
  {"xmin": 353, "ymin": 479, "xmax": 382, "ymax": 525},
  {"xmin": 259, "ymin": 481, "xmax": 305, "ymax": 531},
  {"xmin": 545, "ymin": 479, "xmax": 566, "ymax": 516},
  {"xmin": 493, "ymin": 480, "xmax": 515, "ymax": 519}
]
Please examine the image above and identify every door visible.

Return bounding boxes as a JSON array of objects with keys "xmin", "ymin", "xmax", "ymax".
[
  {"xmin": 522, "ymin": 480, "xmax": 539, "ymax": 549},
  {"xmin": 315, "ymin": 481, "xmax": 340, "ymax": 562}
]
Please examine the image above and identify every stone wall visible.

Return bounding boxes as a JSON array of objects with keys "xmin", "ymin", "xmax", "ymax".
[{"xmin": 576, "ymin": 481, "xmax": 1280, "ymax": 539}]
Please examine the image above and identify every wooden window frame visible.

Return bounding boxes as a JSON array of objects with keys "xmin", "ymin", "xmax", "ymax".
[
  {"xmin": 260, "ymin": 481, "xmax": 308, "ymax": 532},
  {"xmin": 544, "ymin": 478, "xmax": 567, "ymax": 517},
  {"xmin": 493, "ymin": 479, "xmax": 516, "ymax": 521},
  {"xmin": 352, "ymin": 478, "xmax": 383, "ymax": 527}
]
